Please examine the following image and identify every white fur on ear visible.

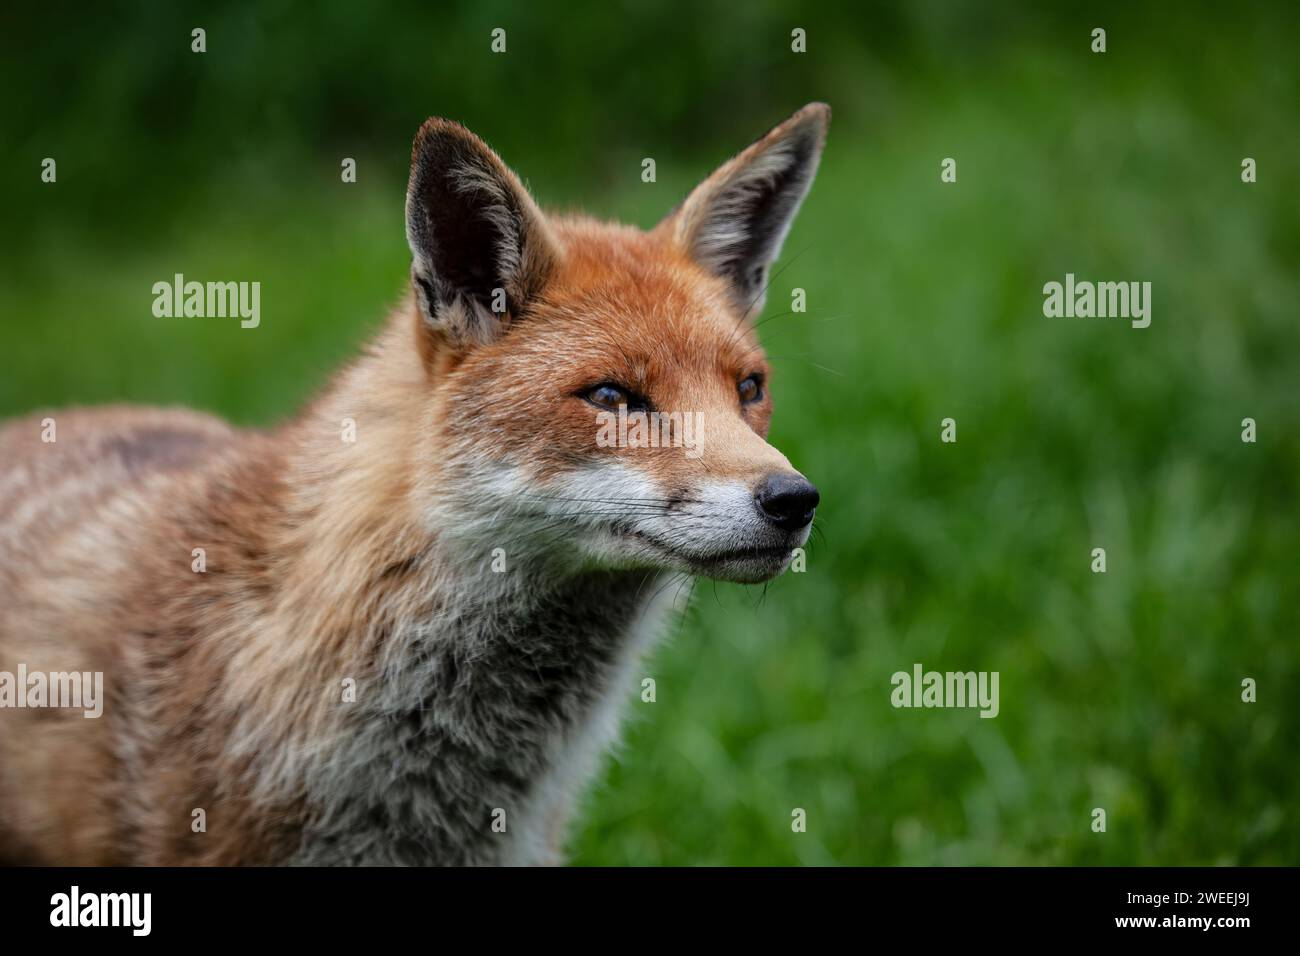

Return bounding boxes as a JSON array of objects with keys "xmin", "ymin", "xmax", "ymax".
[{"xmin": 662, "ymin": 103, "xmax": 830, "ymax": 318}]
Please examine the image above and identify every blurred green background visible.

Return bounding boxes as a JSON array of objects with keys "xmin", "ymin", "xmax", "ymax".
[{"xmin": 2, "ymin": 1, "xmax": 1296, "ymax": 864}]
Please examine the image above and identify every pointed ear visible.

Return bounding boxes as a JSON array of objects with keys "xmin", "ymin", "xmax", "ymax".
[
  {"xmin": 659, "ymin": 102, "xmax": 829, "ymax": 319},
  {"xmin": 405, "ymin": 118, "xmax": 558, "ymax": 346}
]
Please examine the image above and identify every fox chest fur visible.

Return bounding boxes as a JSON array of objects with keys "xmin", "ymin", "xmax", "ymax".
[{"xmin": 287, "ymin": 567, "xmax": 671, "ymax": 866}]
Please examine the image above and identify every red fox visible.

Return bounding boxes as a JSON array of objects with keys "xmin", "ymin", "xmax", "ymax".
[{"xmin": 0, "ymin": 103, "xmax": 829, "ymax": 865}]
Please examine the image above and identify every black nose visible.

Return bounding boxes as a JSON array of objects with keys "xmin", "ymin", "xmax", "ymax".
[{"xmin": 754, "ymin": 473, "xmax": 820, "ymax": 531}]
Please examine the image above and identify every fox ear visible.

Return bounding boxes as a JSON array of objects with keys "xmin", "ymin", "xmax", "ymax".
[
  {"xmin": 660, "ymin": 103, "xmax": 829, "ymax": 319},
  {"xmin": 405, "ymin": 118, "xmax": 557, "ymax": 345}
]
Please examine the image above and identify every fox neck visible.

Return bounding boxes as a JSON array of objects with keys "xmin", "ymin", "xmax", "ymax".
[
  {"xmin": 287, "ymin": 566, "xmax": 670, "ymax": 865},
  {"xmin": 207, "ymin": 310, "xmax": 672, "ymax": 864}
]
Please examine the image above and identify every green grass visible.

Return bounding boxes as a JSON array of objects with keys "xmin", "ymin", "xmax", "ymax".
[{"xmin": 2, "ymin": 4, "xmax": 1296, "ymax": 865}]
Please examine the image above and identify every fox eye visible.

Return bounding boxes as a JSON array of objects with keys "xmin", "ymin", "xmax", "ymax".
[
  {"xmin": 584, "ymin": 383, "xmax": 635, "ymax": 410},
  {"xmin": 738, "ymin": 374, "xmax": 764, "ymax": 404}
]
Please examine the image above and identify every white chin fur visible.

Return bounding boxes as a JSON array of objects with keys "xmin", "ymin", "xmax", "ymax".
[{"xmin": 466, "ymin": 462, "xmax": 810, "ymax": 584}]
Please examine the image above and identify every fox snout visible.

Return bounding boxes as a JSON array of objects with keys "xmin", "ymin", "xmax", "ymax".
[{"xmin": 754, "ymin": 473, "xmax": 820, "ymax": 532}]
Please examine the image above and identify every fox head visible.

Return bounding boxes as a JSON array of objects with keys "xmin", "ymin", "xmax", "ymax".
[{"xmin": 403, "ymin": 104, "xmax": 829, "ymax": 584}]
